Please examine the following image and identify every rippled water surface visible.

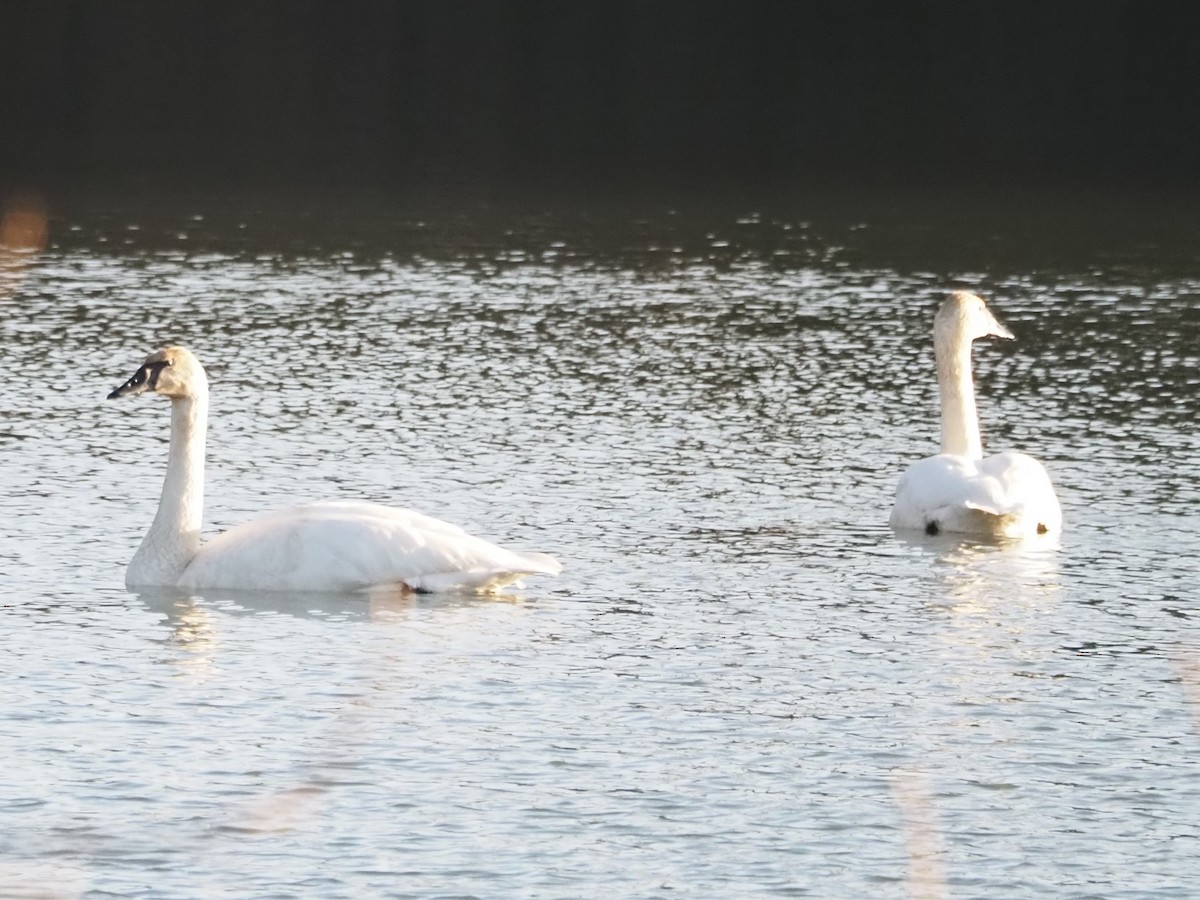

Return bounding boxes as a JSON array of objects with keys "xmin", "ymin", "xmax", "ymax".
[{"xmin": 2, "ymin": 187, "xmax": 1199, "ymax": 897}]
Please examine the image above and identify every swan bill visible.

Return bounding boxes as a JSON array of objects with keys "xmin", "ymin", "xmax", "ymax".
[{"xmin": 108, "ymin": 363, "xmax": 154, "ymax": 399}]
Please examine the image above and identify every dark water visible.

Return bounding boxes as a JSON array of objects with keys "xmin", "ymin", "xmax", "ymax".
[{"xmin": 1, "ymin": 186, "xmax": 1198, "ymax": 897}]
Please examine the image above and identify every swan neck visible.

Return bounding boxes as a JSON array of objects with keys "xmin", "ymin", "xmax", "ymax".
[
  {"xmin": 127, "ymin": 389, "xmax": 208, "ymax": 586},
  {"xmin": 936, "ymin": 330, "xmax": 983, "ymax": 459}
]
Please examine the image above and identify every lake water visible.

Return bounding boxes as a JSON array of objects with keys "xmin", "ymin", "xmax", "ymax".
[{"xmin": 1, "ymin": 185, "xmax": 1198, "ymax": 897}]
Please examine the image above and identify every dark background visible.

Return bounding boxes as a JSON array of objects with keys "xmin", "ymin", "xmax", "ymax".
[{"xmin": 2, "ymin": 1, "xmax": 1198, "ymax": 191}]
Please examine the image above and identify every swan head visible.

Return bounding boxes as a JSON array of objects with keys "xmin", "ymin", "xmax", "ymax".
[
  {"xmin": 107, "ymin": 346, "xmax": 207, "ymax": 401},
  {"xmin": 935, "ymin": 291, "xmax": 1015, "ymax": 344}
]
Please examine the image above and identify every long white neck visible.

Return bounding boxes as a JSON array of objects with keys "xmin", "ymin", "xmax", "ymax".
[
  {"xmin": 935, "ymin": 329, "xmax": 983, "ymax": 458},
  {"xmin": 127, "ymin": 388, "xmax": 208, "ymax": 587}
]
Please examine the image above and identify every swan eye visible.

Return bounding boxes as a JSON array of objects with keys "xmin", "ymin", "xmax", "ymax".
[{"xmin": 143, "ymin": 359, "xmax": 172, "ymax": 390}]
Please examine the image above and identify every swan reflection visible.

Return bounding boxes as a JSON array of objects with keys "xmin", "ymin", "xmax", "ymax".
[
  {"xmin": 139, "ymin": 587, "xmax": 222, "ymax": 679},
  {"xmin": 140, "ymin": 583, "xmax": 529, "ymax": 637},
  {"xmin": 137, "ymin": 583, "xmax": 537, "ymax": 836},
  {"xmin": 897, "ymin": 531, "xmax": 1062, "ymax": 609}
]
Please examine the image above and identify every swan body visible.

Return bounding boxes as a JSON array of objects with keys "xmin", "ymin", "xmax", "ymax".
[
  {"xmin": 890, "ymin": 292, "xmax": 1061, "ymax": 539},
  {"xmin": 108, "ymin": 346, "xmax": 562, "ymax": 593}
]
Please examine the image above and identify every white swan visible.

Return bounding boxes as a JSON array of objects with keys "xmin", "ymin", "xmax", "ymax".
[
  {"xmin": 107, "ymin": 346, "xmax": 563, "ymax": 593},
  {"xmin": 890, "ymin": 292, "xmax": 1062, "ymax": 539}
]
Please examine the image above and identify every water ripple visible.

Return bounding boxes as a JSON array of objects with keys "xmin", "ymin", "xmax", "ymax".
[{"xmin": 1, "ymin": 192, "xmax": 1198, "ymax": 896}]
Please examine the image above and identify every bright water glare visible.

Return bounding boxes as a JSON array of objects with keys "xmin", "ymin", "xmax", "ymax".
[{"xmin": 1, "ymin": 188, "xmax": 1198, "ymax": 897}]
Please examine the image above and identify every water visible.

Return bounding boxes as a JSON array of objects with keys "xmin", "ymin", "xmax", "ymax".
[{"xmin": 1, "ymin": 186, "xmax": 1198, "ymax": 897}]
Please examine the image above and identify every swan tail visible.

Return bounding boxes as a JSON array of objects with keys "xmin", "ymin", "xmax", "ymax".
[
  {"xmin": 398, "ymin": 552, "xmax": 562, "ymax": 595},
  {"xmin": 961, "ymin": 502, "xmax": 1026, "ymax": 538},
  {"xmin": 512, "ymin": 551, "xmax": 564, "ymax": 577}
]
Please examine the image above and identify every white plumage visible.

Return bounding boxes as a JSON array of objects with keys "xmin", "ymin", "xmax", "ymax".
[
  {"xmin": 890, "ymin": 292, "xmax": 1062, "ymax": 539},
  {"xmin": 108, "ymin": 346, "xmax": 562, "ymax": 593}
]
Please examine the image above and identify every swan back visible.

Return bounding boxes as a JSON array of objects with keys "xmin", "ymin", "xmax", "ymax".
[
  {"xmin": 891, "ymin": 451, "xmax": 1061, "ymax": 539},
  {"xmin": 179, "ymin": 500, "xmax": 563, "ymax": 594}
]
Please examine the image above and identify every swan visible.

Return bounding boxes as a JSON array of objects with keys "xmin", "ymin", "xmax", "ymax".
[
  {"xmin": 107, "ymin": 346, "xmax": 563, "ymax": 593},
  {"xmin": 889, "ymin": 292, "xmax": 1062, "ymax": 539}
]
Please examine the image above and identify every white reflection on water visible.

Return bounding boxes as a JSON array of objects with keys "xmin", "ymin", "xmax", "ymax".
[
  {"xmin": 892, "ymin": 767, "xmax": 948, "ymax": 900},
  {"xmin": 1, "ymin": 195, "xmax": 1198, "ymax": 896}
]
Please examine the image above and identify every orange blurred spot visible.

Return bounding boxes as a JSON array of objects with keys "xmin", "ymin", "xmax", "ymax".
[
  {"xmin": 1178, "ymin": 654, "xmax": 1200, "ymax": 734},
  {"xmin": 0, "ymin": 191, "xmax": 48, "ymax": 254},
  {"xmin": 0, "ymin": 191, "xmax": 49, "ymax": 298}
]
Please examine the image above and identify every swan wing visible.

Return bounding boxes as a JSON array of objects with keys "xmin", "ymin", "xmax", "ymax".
[
  {"xmin": 178, "ymin": 500, "xmax": 562, "ymax": 593},
  {"xmin": 891, "ymin": 454, "xmax": 994, "ymax": 531},
  {"xmin": 890, "ymin": 452, "xmax": 1061, "ymax": 538}
]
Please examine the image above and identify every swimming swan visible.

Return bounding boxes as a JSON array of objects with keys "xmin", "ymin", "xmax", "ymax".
[
  {"xmin": 107, "ymin": 346, "xmax": 563, "ymax": 593},
  {"xmin": 889, "ymin": 292, "xmax": 1061, "ymax": 539}
]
